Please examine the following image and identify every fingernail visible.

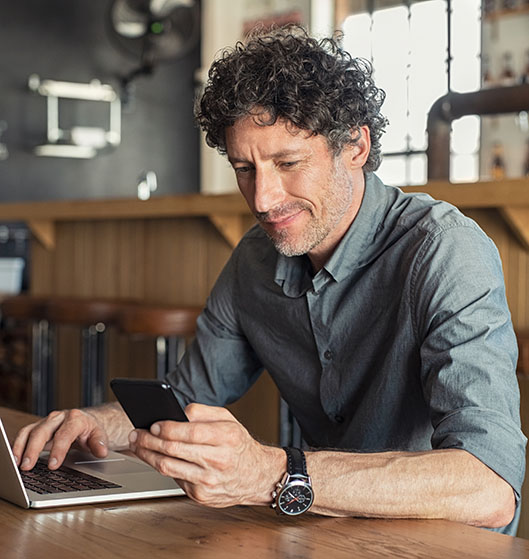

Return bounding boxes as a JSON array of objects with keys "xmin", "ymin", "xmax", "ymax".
[
  {"xmin": 129, "ymin": 430, "xmax": 137, "ymax": 443},
  {"xmin": 21, "ymin": 457, "xmax": 30, "ymax": 468},
  {"xmin": 13, "ymin": 455, "xmax": 19, "ymax": 465},
  {"xmin": 48, "ymin": 457, "xmax": 57, "ymax": 468},
  {"xmin": 98, "ymin": 440, "xmax": 106, "ymax": 446},
  {"xmin": 150, "ymin": 423, "xmax": 161, "ymax": 436}
]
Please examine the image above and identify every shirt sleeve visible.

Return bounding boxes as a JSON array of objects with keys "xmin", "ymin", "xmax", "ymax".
[
  {"xmin": 165, "ymin": 242, "xmax": 264, "ymax": 407},
  {"xmin": 411, "ymin": 222, "xmax": 527, "ymax": 498}
]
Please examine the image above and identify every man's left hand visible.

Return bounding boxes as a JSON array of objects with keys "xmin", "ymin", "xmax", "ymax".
[{"xmin": 128, "ymin": 403, "xmax": 285, "ymax": 508}]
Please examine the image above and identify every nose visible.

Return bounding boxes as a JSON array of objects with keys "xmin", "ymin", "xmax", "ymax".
[{"xmin": 252, "ymin": 167, "xmax": 285, "ymax": 214}]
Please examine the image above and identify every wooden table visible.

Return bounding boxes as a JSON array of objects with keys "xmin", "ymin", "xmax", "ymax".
[{"xmin": 1, "ymin": 407, "xmax": 529, "ymax": 559}]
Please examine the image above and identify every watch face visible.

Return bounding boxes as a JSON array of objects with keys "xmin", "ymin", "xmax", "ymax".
[{"xmin": 278, "ymin": 480, "xmax": 314, "ymax": 515}]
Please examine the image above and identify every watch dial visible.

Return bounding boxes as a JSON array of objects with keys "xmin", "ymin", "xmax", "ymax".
[{"xmin": 278, "ymin": 483, "xmax": 313, "ymax": 515}]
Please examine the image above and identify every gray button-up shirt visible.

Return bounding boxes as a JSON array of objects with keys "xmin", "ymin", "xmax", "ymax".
[{"xmin": 167, "ymin": 172, "xmax": 526, "ymax": 534}]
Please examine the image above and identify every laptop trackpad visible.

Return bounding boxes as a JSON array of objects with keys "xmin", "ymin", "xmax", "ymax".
[
  {"xmin": 75, "ymin": 458, "xmax": 153, "ymax": 475},
  {"xmin": 65, "ymin": 450, "xmax": 154, "ymax": 475}
]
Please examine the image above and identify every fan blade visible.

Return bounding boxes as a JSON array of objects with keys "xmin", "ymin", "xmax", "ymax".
[
  {"xmin": 149, "ymin": 0, "xmax": 195, "ymax": 18},
  {"xmin": 111, "ymin": 0, "xmax": 151, "ymax": 38}
]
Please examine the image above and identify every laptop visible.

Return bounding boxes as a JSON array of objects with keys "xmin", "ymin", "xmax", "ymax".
[{"xmin": 0, "ymin": 418, "xmax": 184, "ymax": 508}]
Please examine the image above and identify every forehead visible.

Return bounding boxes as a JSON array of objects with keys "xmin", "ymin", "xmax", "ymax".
[{"xmin": 225, "ymin": 114, "xmax": 325, "ymax": 159}]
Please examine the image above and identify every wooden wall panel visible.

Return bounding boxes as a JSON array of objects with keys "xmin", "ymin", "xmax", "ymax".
[{"xmin": 28, "ymin": 216, "xmax": 279, "ymax": 443}]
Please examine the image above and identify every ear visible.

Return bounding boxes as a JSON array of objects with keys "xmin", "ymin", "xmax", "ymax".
[{"xmin": 343, "ymin": 125, "xmax": 371, "ymax": 170}]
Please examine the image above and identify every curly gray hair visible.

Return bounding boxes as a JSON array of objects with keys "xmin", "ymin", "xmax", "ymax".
[{"xmin": 195, "ymin": 25, "xmax": 388, "ymax": 172}]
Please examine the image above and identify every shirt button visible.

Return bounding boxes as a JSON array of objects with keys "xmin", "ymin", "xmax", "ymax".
[
  {"xmin": 334, "ymin": 415, "xmax": 344, "ymax": 423},
  {"xmin": 323, "ymin": 350, "xmax": 333, "ymax": 360}
]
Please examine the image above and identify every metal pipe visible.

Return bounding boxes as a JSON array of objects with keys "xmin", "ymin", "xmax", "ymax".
[{"xmin": 426, "ymin": 83, "xmax": 529, "ymax": 180}]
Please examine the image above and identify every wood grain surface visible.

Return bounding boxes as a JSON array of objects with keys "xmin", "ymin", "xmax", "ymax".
[{"xmin": 1, "ymin": 407, "xmax": 529, "ymax": 559}]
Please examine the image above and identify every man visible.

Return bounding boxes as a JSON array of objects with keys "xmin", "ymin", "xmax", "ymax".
[{"xmin": 12, "ymin": 26, "xmax": 526, "ymax": 533}]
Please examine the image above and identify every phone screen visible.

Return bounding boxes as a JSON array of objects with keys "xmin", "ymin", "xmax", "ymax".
[{"xmin": 110, "ymin": 378, "xmax": 188, "ymax": 429}]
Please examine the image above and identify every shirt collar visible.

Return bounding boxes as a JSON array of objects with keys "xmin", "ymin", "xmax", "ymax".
[{"xmin": 274, "ymin": 172, "xmax": 391, "ymax": 297}]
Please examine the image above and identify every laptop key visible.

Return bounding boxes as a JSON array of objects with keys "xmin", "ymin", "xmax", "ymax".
[{"xmin": 20, "ymin": 459, "xmax": 122, "ymax": 494}]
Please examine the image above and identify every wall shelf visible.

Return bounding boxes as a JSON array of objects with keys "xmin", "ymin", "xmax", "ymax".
[
  {"xmin": 0, "ymin": 178, "xmax": 528, "ymax": 250},
  {"xmin": 484, "ymin": 5, "xmax": 529, "ymax": 21},
  {"xmin": 0, "ymin": 193, "xmax": 250, "ymax": 250}
]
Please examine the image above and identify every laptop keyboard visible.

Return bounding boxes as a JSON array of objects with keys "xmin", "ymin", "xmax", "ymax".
[{"xmin": 20, "ymin": 459, "xmax": 122, "ymax": 495}]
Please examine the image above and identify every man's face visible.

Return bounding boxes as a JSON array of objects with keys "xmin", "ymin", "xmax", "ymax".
[{"xmin": 225, "ymin": 114, "xmax": 365, "ymax": 266}]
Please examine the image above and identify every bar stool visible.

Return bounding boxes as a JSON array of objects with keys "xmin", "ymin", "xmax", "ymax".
[
  {"xmin": 1, "ymin": 295, "xmax": 54, "ymax": 415},
  {"xmin": 116, "ymin": 304, "xmax": 202, "ymax": 379},
  {"xmin": 46, "ymin": 297, "xmax": 132, "ymax": 407}
]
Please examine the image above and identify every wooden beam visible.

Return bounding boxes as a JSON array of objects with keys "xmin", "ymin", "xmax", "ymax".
[
  {"xmin": 500, "ymin": 206, "xmax": 529, "ymax": 250},
  {"xmin": 0, "ymin": 179, "xmax": 526, "ymax": 224},
  {"xmin": 208, "ymin": 214, "xmax": 244, "ymax": 248},
  {"xmin": 402, "ymin": 178, "xmax": 529, "ymax": 209},
  {"xmin": 27, "ymin": 219, "xmax": 55, "ymax": 250},
  {"xmin": 0, "ymin": 193, "xmax": 250, "ymax": 222}
]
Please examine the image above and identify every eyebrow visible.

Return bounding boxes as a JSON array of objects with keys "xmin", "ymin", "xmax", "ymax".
[{"xmin": 228, "ymin": 149, "xmax": 308, "ymax": 165}]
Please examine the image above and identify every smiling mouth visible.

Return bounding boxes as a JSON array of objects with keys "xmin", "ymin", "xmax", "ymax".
[
  {"xmin": 264, "ymin": 210, "xmax": 305, "ymax": 228},
  {"xmin": 256, "ymin": 205, "xmax": 309, "ymax": 229}
]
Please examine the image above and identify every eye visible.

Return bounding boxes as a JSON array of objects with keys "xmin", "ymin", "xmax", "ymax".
[
  {"xmin": 234, "ymin": 165, "xmax": 253, "ymax": 175},
  {"xmin": 280, "ymin": 161, "xmax": 299, "ymax": 169}
]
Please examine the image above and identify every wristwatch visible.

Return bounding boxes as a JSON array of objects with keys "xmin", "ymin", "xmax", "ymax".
[{"xmin": 272, "ymin": 447, "xmax": 314, "ymax": 515}]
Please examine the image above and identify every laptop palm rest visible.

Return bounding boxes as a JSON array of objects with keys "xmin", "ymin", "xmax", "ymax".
[{"xmin": 65, "ymin": 449, "xmax": 154, "ymax": 475}]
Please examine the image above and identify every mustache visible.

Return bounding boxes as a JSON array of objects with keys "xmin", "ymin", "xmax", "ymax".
[{"xmin": 255, "ymin": 202, "xmax": 311, "ymax": 223}]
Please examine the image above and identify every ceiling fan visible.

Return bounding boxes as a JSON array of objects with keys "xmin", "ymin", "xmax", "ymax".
[{"xmin": 109, "ymin": 0, "xmax": 200, "ymax": 94}]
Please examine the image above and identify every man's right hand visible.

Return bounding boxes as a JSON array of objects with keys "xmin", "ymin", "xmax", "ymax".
[{"xmin": 12, "ymin": 408, "xmax": 109, "ymax": 471}]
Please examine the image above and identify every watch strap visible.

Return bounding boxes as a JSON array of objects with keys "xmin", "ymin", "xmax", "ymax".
[{"xmin": 283, "ymin": 447, "xmax": 308, "ymax": 476}]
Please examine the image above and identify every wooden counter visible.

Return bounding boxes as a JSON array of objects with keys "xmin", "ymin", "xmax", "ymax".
[{"xmin": 0, "ymin": 178, "xmax": 527, "ymax": 249}]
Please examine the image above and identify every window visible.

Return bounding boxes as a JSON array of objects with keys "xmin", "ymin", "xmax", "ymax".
[{"xmin": 342, "ymin": 0, "xmax": 482, "ymax": 186}]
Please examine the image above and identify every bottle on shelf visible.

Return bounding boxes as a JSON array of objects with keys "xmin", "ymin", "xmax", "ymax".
[
  {"xmin": 502, "ymin": 0, "xmax": 517, "ymax": 10},
  {"xmin": 521, "ymin": 49, "xmax": 529, "ymax": 85},
  {"xmin": 491, "ymin": 141, "xmax": 506, "ymax": 180},
  {"xmin": 482, "ymin": 54, "xmax": 493, "ymax": 88},
  {"xmin": 483, "ymin": 0, "xmax": 496, "ymax": 16},
  {"xmin": 499, "ymin": 51, "xmax": 516, "ymax": 86}
]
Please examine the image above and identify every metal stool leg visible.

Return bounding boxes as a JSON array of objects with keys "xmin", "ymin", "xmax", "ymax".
[
  {"xmin": 31, "ymin": 321, "xmax": 44, "ymax": 415},
  {"xmin": 156, "ymin": 336, "xmax": 167, "ymax": 380},
  {"xmin": 156, "ymin": 336, "xmax": 186, "ymax": 380},
  {"xmin": 31, "ymin": 319, "xmax": 54, "ymax": 416},
  {"xmin": 81, "ymin": 322, "xmax": 106, "ymax": 407},
  {"xmin": 94, "ymin": 323, "xmax": 106, "ymax": 405}
]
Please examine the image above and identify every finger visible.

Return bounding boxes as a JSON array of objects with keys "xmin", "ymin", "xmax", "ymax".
[
  {"xmin": 14, "ymin": 411, "xmax": 66, "ymax": 470},
  {"xmin": 151, "ymin": 417, "xmax": 244, "ymax": 447},
  {"xmin": 46, "ymin": 410, "xmax": 105, "ymax": 470},
  {"xmin": 131, "ymin": 444, "xmax": 205, "ymax": 484},
  {"xmin": 85, "ymin": 428, "xmax": 109, "ymax": 458},
  {"xmin": 11, "ymin": 421, "xmax": 42, "ymax": 466},
  {"xmin": 131, "ymin": 445, "xmax": 239, "ymax": 508},
  {"xmin": 131, "ymin": 428, "xmax": 224, "ymax": 468},
  {"xmin": 71, "ymin": 410, "xmax": 109, "ymax": 459}
]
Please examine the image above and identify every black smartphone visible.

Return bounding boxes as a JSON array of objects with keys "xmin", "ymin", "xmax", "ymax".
[{"xmin": 110, "ymin": 378, "xmax": 188, "ymax": 429}]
